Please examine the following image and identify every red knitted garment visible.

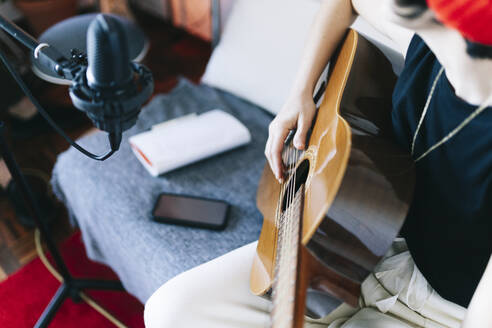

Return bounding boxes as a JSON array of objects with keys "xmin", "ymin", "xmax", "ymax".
[{"xmin": 427, "ymin": 0, "xmax": 492, "ymax": 45}]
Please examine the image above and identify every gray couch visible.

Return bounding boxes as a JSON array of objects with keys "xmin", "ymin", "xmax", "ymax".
[{"xmin": 51, "ymin": 78, "xmax": 273, "ymax": 302}]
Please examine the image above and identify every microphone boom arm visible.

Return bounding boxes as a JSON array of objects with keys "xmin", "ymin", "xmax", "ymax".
[
  {"xmin": 0, "ymin": 15, "xmax": 84, "ymax": 80},
  {"xmin": 0, "ymin": 14, "xmax": 119, "ymax": 161}
]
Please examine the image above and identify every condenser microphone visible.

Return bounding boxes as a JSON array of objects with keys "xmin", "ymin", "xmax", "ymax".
[{"xmin": 69, "ymin": 14, "xmax": 153, "ymax": 151}]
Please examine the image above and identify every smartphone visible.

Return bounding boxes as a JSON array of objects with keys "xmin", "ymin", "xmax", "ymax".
[{"xmin": 152, "ymin": 192, "xmax": 229, "ymax": 230}]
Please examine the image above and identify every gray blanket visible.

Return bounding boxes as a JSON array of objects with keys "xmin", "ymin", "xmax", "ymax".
[{"xmin": 51, "ymin": 79, "xmax": 273, "ymax": 302}]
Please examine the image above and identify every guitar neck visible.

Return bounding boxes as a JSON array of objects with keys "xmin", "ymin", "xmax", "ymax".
[{"xmin": 271, "ymin": 185, "xmax": 305, "ymax": 328}]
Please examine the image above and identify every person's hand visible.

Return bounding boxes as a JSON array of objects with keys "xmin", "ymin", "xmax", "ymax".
[{"xmin": 265, "ymin": 90, "xmax": 316, "ymax": 183}]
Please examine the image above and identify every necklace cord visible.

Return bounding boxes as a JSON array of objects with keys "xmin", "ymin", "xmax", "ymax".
[{"xmin": 411, "ymin": 66, "xmax": 492, "ymax": 162}]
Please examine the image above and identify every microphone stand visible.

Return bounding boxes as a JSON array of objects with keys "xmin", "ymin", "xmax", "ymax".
[{"xmin": 0, "ymin": 15, "xmax": 125, "ymax": 328}]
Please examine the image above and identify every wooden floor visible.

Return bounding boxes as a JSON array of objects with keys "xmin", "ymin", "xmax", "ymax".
[{"xmin": 0, "ymin": 9, "xmax": 211, "ymax": 282}]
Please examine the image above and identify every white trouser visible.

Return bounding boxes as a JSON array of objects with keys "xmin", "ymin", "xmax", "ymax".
[{"xmin": 144, "ymin": 239, "xmax": 466, "ymax": 328}]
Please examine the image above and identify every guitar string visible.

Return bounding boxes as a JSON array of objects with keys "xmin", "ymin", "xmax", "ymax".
[
  {"xmin": 286, "ymin": 144, "xmax": 294, "ymax": 321},
  {"xmin": 282, "ymin": 146, "xmax": 298, "ymax": 325},
  {"xmin": 273, "ymin": 143, "xmax": 285, "ymax": 271},
  {"xmin": 275, "ymin": 143, "xmax": 296, "ymax": 326},
  {"xmin": 292, "ymin": 148, "xmax": 301, "ymax": 315},
  {"xmin": 280, "ymin": 145, "xmax": 294, "ymax": 328},
  {"xmin": 272, "ymin": 142, "xmax": 293, "ymax": 326},
  {"xmin": 279, "ymin": 143, "xmax": 290, "ymax": 279},
  {"xmin": 282, "ymin": 143, "xmax": 294, "ymax": 259},
  {"xmin": 277, "ymin": 144, "xmax": 293, "ymax": 326},
  {"xmin": 277, "ymin": 143, "xmax": 290, "ymax": 263},
  {"xmin": 271, "ymin": 144, "xmax": 285, "ymax": 323},
  {"xmin": 287, "ymin": 147, "xmax": 299, "ymax": 324},
  {"xmin": 273, "ymin": 141, "xmax": 305, "ymax": 327},
  {"xmin": 291, "ymin": 147, "xmax": 301, "ymax": 323},
  {"xmin": 276, "ymin": 144, "xmax": 287, "ymax": 227},
  {"xmin": 269, "ymin": 147, "xmax": 283, "ymax": 327},
  {"xmin": 292, "ymin": 148, "xmax": 300, "ymax": 313},
  {"xmin": 272, "ymin": 143, "xmax": 285, "ymax": 323},
  {"xmin": 291, "ymin": 148, "xmax": 302, "ymax": 324},
  {"xmin": 281, "ymin": 144, "xmax": 294, "ymax": 306}
]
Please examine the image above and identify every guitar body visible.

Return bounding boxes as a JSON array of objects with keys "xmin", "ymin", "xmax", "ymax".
[{"xmin": 251, "ymin": 29, "xmax": 415, "ymax": 324}]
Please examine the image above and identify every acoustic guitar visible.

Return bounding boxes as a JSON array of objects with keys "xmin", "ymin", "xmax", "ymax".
[{"xmin": 250, "ymin": 29, "xmax": 415, "ymax": 327}]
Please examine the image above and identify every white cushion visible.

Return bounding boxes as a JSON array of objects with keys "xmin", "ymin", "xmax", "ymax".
[
  {"xmin": 202, "ymin": 0, "xmax": 405, "ymax": 115},
  {"xmin": 202, "ymin": 0, "xmax": 320, "ymax": 115}
]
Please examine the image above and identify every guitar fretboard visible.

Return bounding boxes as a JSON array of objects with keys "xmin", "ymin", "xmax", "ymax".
[{"xmin": 271, "ymin": 185, "xmax": 304, "ymax": 328}]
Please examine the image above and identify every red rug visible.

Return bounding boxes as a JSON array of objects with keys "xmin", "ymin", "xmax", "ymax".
[{"xmin": 0, "ymin": 231, "xmax": 144, "ymax": 328}]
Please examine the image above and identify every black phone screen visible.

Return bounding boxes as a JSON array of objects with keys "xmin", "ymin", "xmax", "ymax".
[{"xmin": 152, "ymin": 193, "xmax": 229, "ymax": 230}]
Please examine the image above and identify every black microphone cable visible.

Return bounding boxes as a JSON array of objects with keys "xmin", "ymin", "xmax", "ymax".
[{"xmin": 0, "ymin": 47, "xmax": 116, "ymax": 161}]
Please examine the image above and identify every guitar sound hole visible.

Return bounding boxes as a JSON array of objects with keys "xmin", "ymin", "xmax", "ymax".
[{"xmin": 281, "ymin": 160, "xmax": 310, "ymax": 212}]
